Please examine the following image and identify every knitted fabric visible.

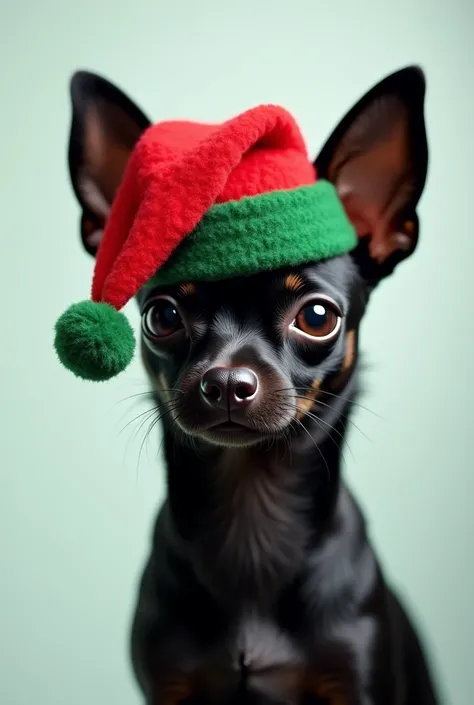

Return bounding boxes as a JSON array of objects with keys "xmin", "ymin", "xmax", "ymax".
[{"xmin": 150, "ymin": 181, "xmax": 356, "ymax": 287}]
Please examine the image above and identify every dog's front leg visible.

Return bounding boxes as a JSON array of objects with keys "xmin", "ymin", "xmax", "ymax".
[
  {"xmin": 301, "ymin": 615, "xmax": 383, "ymax": 705},
  {"xmin": 301, "ymin": 675, "xmax": 372, "ymax": 705},
  {"xmin": 152, "ymin": 677, "xmax": 193, "ymax": 705}
]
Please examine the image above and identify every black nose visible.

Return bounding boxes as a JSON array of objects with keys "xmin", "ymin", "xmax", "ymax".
[{"xmin": 200, "ymin": 366, "xmax": 259, "ymax": 411}]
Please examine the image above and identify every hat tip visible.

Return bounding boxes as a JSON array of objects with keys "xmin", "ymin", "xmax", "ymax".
[{"xmin": 54, "ymin": 300, "xmax": 135, "ymax": 382}]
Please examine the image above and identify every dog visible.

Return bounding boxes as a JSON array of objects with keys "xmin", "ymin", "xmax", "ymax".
[{"xmin": 66, "ymin": 66, "xmax": 439, "ymax": 704}]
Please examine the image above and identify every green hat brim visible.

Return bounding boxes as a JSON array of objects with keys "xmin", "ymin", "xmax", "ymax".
[{"xmin": 148, "ymin": 180, "xmax": 357, "ymax": 288}]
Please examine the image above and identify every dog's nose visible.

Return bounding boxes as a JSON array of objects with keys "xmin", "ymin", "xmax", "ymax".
[{"xmin": 200, "ymin": 366, "xmax": 259, "ymax": 411}]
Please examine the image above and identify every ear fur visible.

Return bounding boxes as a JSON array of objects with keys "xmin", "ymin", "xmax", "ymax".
[
  {"xmin": 68, "ymin": 71, "xmax": 151, "ymax": 256},
  {"xmin": 315, "ymin": 66, "xmax": 428, "ymax": 285}
]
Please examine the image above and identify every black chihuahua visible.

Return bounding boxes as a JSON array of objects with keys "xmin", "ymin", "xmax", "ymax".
[{"xmin": 66, "ymin": 66, "xmax": 439, "ymax": 704}]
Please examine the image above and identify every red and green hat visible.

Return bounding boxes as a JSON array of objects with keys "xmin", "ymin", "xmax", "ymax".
[{"xmin": 54, "ymin": 104, "xmax": 357, "ymax": 382}]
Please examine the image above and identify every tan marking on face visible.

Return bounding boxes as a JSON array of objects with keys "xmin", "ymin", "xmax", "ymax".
[
  {"xmin": 403, "ymin": 219, "xmax": 415, "ymax": 235},
  {"xmin": 303, "ymin": 674, "xmax": 346, "ymax": 705},
  {"xmin": 296, "ymin": 378, "xmax": 321, "ymax": 419},
  {"xmin": 178, "ymin": 282, "xmax": 196, "ymax": 297},
  {"xmin": 155, "ymin": 677, "xmax": 192, "ymax": 705},
  {"xmin": 284, "ymin": 273, "xmax": 305, "ymax": 293},
  {"xmin": 329, "ymin": 329, "xmax": 356, "ymax": 389}
]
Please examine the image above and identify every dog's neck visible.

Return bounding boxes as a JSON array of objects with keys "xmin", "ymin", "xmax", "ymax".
[{"xmin": 160, "ymin": 389, "xmax": 353, "ymax": 608}]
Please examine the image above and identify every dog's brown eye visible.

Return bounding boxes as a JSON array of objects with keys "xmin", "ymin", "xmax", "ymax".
[
  {"xmin": 142, "ymin": 297, "xmax": 184, "ymax": 339},
  {"xmin": 291, "ymin": 299, "xmax": 341, "ymax": 341}
]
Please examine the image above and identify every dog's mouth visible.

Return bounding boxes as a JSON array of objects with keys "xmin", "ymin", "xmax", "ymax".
[
  {"xmin": 172, "ymin": 405, "xmax": 295, "ymax": 449},
  {"xmin": 210, "ymin": 421, "xmax": 254, "ymax": 433},
  {"xmin": 201, "ymin": 420, "xmax": 272, "ymax": 447}
]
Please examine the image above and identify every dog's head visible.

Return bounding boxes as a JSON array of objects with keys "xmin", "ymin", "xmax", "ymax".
[{"xmin": 67, "ymin": 68, "xmax": 428, "ymax": 448}]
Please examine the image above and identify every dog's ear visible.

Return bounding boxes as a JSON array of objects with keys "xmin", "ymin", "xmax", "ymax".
[
  {"xmin": 68, "ymin": 71, "xmax": 151, "ymax": 256},
  {"xmin": 315, "ymin": 66, "xmax": 428, "ymax": 286}
]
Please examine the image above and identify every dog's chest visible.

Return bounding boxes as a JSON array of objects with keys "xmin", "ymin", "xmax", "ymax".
[
  {"xmin": 196, "ymin": 450, "xmax": 308, "ymax": 599},
  {"xmin": 227, "ymin": 614, "xmax": 306, "ymax": 701},
  {"xmin": 235, "ymin": 612, "xmax": 302, "ymax": 670}
]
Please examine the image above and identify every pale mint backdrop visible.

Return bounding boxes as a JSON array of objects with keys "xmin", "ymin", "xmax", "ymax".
[{"xmin": 1, "ymin": 1, "xmax": 472, "ymax": 704}]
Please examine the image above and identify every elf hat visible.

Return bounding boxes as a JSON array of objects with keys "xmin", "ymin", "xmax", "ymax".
[{"xmin": 54, "ymin": 104, "xmax": 357, "ymax": 382}]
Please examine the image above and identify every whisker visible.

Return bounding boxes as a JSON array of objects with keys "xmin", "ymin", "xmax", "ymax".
[
  {"xmin": 278, "ymin": 401, "xmax": 351, "ymax": 467},
  {"xmin": 317, "ymin": 388, "xmax": 384, "ymax": 420},
  {"xmin": 119, "ymin": 405, "xmax": 159, "ymax": 436},
  {"xmin": 136, "ymin": 419, "xmax": 159, "ymax": 482},
  {"xmin": 311, "ymin": 397, "xmax": 372, "ymax": 444},
  {"xmin": 113, "ymin": 391, "xmax": 155, "ymax": 408},
  {"xmin": 118, "ymin": 399, "xmax": 179, "ymax": 436},
  {"xmin": 130, "ymin": 408, "xmax": 163, "ymax": 456},
  {"xmin": 137, "ymin": 411, "xmax": 168, "ymax": 479},
  {"xmin": 123, "ymin": 402, "xmax": 180, "ymax": 466},
  {"xmin": 277, "ymin": 393, "xmax": 371, "ymax": 444},
  {"xmin": 134, "ymin": 404, "xmax": 184, "ymax": 479},
  {"xmin": 113, "ymin": 392, "xmax": 157, "ymax": 428},
  {"xmin": 274, "ymin": 386, "xmax": 382, "ymax": 418},
  {"xmin": 114, "ymin": 387, "xmax": 184, "ymax": 413},
  {"xmin": 289, "ymin": 416, "xmax": 330, "ymax": 483},
  {"xmin": 155, "ymin": 433, "xmax": 165, "ymax": 461}
]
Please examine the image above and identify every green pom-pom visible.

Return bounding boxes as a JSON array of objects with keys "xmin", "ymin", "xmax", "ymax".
[{"xmin": 54, "ymin": 301, "xmax": 135, "ymax": 381}]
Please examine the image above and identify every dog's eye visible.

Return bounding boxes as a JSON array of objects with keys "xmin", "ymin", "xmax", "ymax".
[
  {"xmin": 142, "ymin": 297, "xmax": 184, "ymax": 340},
  {"xmin": 290, "ymin": 298, "xmax": 341, "ymax": 341}
]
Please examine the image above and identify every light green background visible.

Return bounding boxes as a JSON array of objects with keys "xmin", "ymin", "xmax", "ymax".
[{"xmin": 1, "ymin": 1, "xmax": 472, "ymax": 704}]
